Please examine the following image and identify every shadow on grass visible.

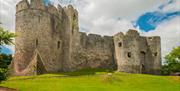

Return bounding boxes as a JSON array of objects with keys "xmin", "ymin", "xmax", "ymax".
[
  {"xmin": 6, "ymin": 68, "xmax": 116, "ymax": 81},
  {"xmin": 55, "ymin": 68, "xmax": 115, "ymax": 76}
]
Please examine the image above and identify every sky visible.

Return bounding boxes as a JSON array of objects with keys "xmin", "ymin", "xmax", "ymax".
[{"xmin": 0, "ymin": 0, "xmax": 180, "ymax": 60}]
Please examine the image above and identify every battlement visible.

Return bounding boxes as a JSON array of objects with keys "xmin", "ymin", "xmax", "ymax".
[
  {"xmin": 30, "ymin": 0, "xmax": 46, "ymax": 10},
  {"xmin": 47, "ymin": 4, "xmax": 58, "ymax": 16},
  {"xmin": 16, "ymin": 0, "xmax": 77, "ymax": 21},
  {"xmin": 16, "ymin": 0, "xmax": 29, "ymax": 12},
  {"xmin": 146, "ymin": 36, "xmax": 161, "ymax": 41},
  {"xmin": 126, "ymin": 29, "xmax": 140, "ymax": 37}
]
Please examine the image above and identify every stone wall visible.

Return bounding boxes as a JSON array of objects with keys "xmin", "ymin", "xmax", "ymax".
[
  {"xmin": 70, "ymin": 32, "xmax": 116, "ymax": 71},
  {"xmin": 114, "ymin": 29, "xmax": 161, "ymax": 74},
  {"xmin": 12, "ymin": 0, "xmax": 161, "ymax": 75},
  {"xmin": 145, "ymin": 37, "xmax": 161, "ymax": 74},
  {"xmin": 114, "ymin": 30, "xmax": 142, "ymax": 73}
]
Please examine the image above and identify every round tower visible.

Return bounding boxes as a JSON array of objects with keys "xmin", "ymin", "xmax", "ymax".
[{"xmin": 13, "ymin": 0, "xmax": 52, "ymax": 75}]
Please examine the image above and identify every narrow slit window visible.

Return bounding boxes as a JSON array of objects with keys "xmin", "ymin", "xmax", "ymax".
[
  {"xmin": 57, "ymin": 41, "xmax": 61, "ymax": 49},
  {"xmin": 35, "ymin": 39, "xmax": 38, "ymax": 47},
  {"xmin": 127, "ymin": 52, "xmax": 131, "ymax": 58},
  {"xmin": 140, "ymin": 51, "xmax": 146, "ymax": 55},
  {"xmin": 38, "ymin": 16, "xmax": 40, "ymax": 23},
  {"xmin": 72, "ymin": 30, "xmax": 74, "ymax": 35}
]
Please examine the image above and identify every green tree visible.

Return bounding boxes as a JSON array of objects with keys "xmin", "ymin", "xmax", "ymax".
[
  {"xmin": 0, "ymin": 27, "xmax": 15, "ymax": 82},
  {"xmin": 161, "ymin": 46, "xmax": 180, "ymax": 75},
  {"xmin": 0, "ymin": 27, "xmax": 16, "ymax": 45}
]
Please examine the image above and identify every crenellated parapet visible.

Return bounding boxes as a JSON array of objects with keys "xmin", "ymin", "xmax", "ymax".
[
  {"xmin": 30, "ymin": 0, "xmax": 46, "ymax": 10},
  {"xmin": 16, "ymin": 0, "xmax": 78, "ymax": 22},
  {"xmin": 16, "ymin": 0, "xmax": 29, "ymax": 12},
  {"xmin": 47, "ymin": 4, "xmax": 58, "ymax": 16}
]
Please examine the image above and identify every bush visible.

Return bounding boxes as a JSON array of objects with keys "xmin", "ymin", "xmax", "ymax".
[
  {"xmin": 0, "ymin": 68, "xmax": 8, "ymax": 81},
  {"xmin": 161, "ymin": 46, "xmax": 180, "ymax": 75},
  {"xmin": 0, "ymin": 27, "xmax": 15, "ymax": 82},
  {"xmin": 0, "ymin": 53, "xmax": 12, "ymax": 82}
]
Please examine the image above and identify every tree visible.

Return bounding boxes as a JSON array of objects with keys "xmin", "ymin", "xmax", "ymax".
[
  {"xmin": 0, "ymin": 54, "xmax": 12, "ymax": 81},
  {"xmin": 161, "ymin": 46, "xmax": 180, "ymax": 75},
  {"xmin": 0, "ymin": 27, "xmax": 15, "ymax": 82},
  {"xmin": 0, "ymin": 27, "xmax": 16, "ymax": 45}
]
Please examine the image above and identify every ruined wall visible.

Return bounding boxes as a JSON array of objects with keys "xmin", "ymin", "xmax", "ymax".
[
  {"xmin": 138, "ymin": 36, "xmax": 148, "ymax": 74},
  {"xmin": 114, "ymin": 30, "xmax": 142, "ymax": 73},
  {"xmin": 146, "ymin": 37, "xmax": 161, "ymax": 74},
  {"xmin": 114, "ymin": 29, "xmax": 161, "ymax": 74},
  {"xmin": 70, "ymin": 32, "xmax": 116, "ymax": 70}
]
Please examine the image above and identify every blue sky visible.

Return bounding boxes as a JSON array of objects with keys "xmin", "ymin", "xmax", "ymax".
[
  {"xmin": 0, "ymin": 0, "xmax": 180, "ymax": 58},
  {"xmin": 0, "ymin": 45, "xmax": 13, "ymax": 54},
  {"xmin": 135, "ymin": 11, "xmax": 180, "ymax": 32}
]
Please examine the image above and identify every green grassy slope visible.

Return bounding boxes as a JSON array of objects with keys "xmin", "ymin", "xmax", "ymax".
[{"xmin": 0, "ymin": 70, "xmax": 180, "ymax": 91}]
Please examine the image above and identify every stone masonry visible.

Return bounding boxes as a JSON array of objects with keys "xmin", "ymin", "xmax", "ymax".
[{"xmin": 11, "ymin": 0, "xmax": 161, "ymax": 76}]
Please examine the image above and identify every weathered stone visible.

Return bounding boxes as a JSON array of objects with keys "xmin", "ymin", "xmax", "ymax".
[
  {"xmin": 11, "ymin": 0, "xmax": 161, "ymax": 76},
  {"xmin": 114, "ymin": 29, "xmax": 161, "ymax": 74}
]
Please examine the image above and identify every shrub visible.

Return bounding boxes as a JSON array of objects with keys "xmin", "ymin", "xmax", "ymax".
[
  {"xmin": 161, "ymin": 46, "xmax": 180, "ymax": 75},
  {"xmin": 0, "ymin": 53, "xmax": 12, "ymax": 82}
]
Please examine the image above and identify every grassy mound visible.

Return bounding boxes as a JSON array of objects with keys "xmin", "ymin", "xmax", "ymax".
[{"xmin": 0, "ymin": 69, "xmax": 179, "ymax": 91}]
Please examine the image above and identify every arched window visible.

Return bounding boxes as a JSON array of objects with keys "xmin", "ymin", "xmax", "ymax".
[
  {"xmin": 154, "ymin": 52, "xmax": 158, "ymax": 56},
  {"xmin": 118, "ymin": 42, "xmax": 122, "ymax": 47}
]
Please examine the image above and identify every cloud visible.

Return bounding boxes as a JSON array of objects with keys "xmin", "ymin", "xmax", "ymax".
[
  {"xmin": 0, "ymin": 0, "xmax": 18, "ymax": 31},
  {"xmin": 159, "ymin": 0, "xmax": 180, "ymax": 12},
  {"xmin": 72, "ymin": 0, "xmax": 166, "ymax": 35},
  {"xmin": 85, "ymin": 17, "xmax": 135, "ymax": 36}
]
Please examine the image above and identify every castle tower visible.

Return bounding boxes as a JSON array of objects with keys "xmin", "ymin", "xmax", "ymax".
[
  {"xmin": 62, "ymin": 5, "xmax": 80, "ymax": 71},
  {"xmin": 12, "ymin": 0, "xmax": 70, "ymax": 75},
  {"xmin": 114, "ymin": 29, "xmax": 161, "ymax": 74},
  {"xmin": 114, "ymin": 30, "xmax": 142, "ymax": 73}
]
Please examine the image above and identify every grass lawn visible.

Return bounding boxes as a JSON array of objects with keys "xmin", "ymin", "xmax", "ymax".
[{"xmin": 0, "ymin": 69, "xmax": 180, "ymax": 91}]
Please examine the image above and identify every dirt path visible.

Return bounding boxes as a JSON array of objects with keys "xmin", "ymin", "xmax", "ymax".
[{"xmin": 0, "ymin": 86, "xmax": 17, "ymax": 91}]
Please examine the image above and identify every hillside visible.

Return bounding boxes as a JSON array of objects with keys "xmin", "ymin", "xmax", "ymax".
[{"xmin": 0, "ymin": 70, "xmax": 180, "ymax": 91}]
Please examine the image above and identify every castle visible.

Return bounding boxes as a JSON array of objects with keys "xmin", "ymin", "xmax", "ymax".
[{"xmin": 11, "ymin": 0, "xmax": 161, "ymax": 76}]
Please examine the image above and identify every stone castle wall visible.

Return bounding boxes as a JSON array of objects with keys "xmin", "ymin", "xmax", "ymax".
[
  {"xmin": 114, "ymin": 30, "xmax": 161, "ymax": 74},
  {"xmin": 13, "ymin": 0, "xmax": 72, "ymax": 75},
  {"xmin": 70, "ymin": 32, "xmax": 116, "ymax": 71},
  {"xmin": 12, "ymin": 0, "xmax": 161, "ymax": 76}
]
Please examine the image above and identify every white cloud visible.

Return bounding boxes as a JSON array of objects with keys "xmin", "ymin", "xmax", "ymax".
[
  {"xmin": 73, "ymin": 0, "xmax": 166, "ymax": 35},
  {"xmin": 0, "ymin": 0, "xmax": 18, "ymax": 31},
  {"xmin": 143, "ymin": 16, "xmax": 180, "ymax": 58},
  {"xmin": 160, "ymin": 0, "xmax": 180, "ymax": 12},
  {"xmin": 86, "ymin": 17, "xmax": 135, "ymax": 35}
]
